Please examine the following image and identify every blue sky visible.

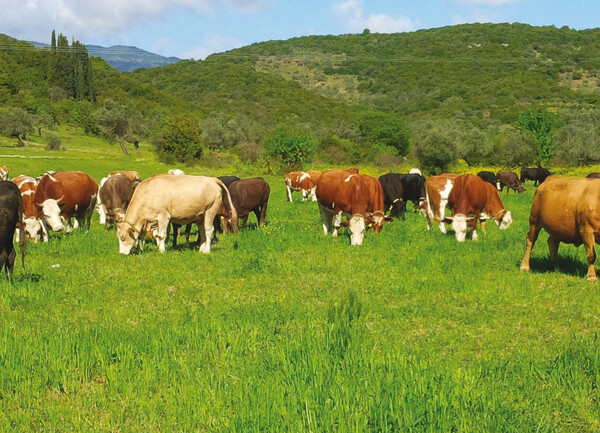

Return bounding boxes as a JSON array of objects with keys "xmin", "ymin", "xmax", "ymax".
[{"xmin": 1, "ymin": 0, "xmax": 597, "ymax": 59}]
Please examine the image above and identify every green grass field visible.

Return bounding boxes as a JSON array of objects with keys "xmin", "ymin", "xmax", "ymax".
[{"xmin": 1, "ymin": 134, "xmax": 600, "ymax": 432}]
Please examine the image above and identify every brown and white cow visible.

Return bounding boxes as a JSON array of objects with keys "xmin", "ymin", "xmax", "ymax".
[
  {"xmin": 285, "ymin": 171, "xmax": 316, "ymax": 202},
  {"xmin": 34, "ymin": 171, "xmax": 98, "ymax": 233},
  {"xmin": 446, "ymin": 174, "xmax": 512, "ymax": 242},
  {"xmin": 99, "ymin": 174, "xmax": 136, "ymax": 229},
  {"xmin": 315, "ymin": 169, "xmax": 390, "ymax": 246},
  {"xmin": 116, "ymin": 175, "xmax": 236, "ymax": 255},
  {"xmin": 97, "ymin": 171, "xmax": 142, "ymax": 225},
  {"xmin": 0, "ymin": 166, "xmax": 9, "ymax": 181},
  {"xmin": 12, "ymin": 175, "xmax": 48, "ymax": 242},
  {"xmin": 520, "ymin": 177, "xmax": 600, "ymax": 282},
  {"xmin": 425, "ymin": 173, "xmax": 459, "ymax": 233}
]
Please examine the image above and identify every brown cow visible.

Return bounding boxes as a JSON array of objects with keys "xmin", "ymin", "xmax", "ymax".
[
  {"xmin": 34, "ymin": 171, "xmax": 98, "ymax": 233},
  {"xmin": 425, "ymin": 173, "xmax": 459, "ymax": 233},
  {"xmin": 496, "ymin": 171, "xmax": 526, "ymax": 194},
  {"xmin": 285, "ymin": 171, "xmax": 316, "ymax": 202},
  {"xmin": 520, "ymin": 177, "xmax": 600, "ymax": 282},
  {"xmin": 12, "ymin": 175, "xmax": 48, "ymax": 242},
  {"xmin": 99, "ymin": 174, "xmax": 136, "ymax": 229},
  {"xmin": 446, "ymin": 174, "xmax": 512, "ymax": 242},
  {"xmin": 220, "ymin": 177, "xmax": 270, "ymax": 233},
  {"xmin": 316, "ymin": 169, "xmax": 390, "ymax": 246}
]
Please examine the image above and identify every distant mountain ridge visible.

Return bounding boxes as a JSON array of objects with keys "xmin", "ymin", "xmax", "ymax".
[{"xmin": 29, "ymin": 41, "xmax": 181, "ymax": 72}]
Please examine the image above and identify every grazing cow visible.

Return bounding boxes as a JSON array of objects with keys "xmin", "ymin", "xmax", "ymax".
[
  {"xmin": 425, "ymin": 173, "xmax": 459, "ymax": 233},
  {"xmin": 284, "ymin": 171, "xmax": 316, "ymax": 202},
  {"xmin": 97, "ymin": 171, "xmax": 141, "ymax": 225},
  {"xmin": 220, "ymin": 177, "xmax": 270, "ymax": 233},
  {"xmin": 0, "ymin": 181, "xmax": 25, "ymax": 276},
  {"xmin": 12, "ymin": 175, "xmax": 48, "ymax": 242},
  {"xmin": 477, "ymin": 170, "xmax": 497, "ymax": 187},
  {"xmin": 378, "ymin": 173, "xmax": 427, "ymax": 219},
  {"xmin": 99, "ymin": 174, "xmax": 136, "ymax": 229},
  {"xmin": 520, "ymin": 177, "xmax": 600, "ymax": 282},
  {"xmin": 34, "ymin": 171, "xmax": 98, "ymax": 234},
  {"xmin": 316, "ymin": 170, "xmax": 390, "ymax": 246},
  {"xmin": 116, "ymin": 175, "xmax": 237, "ymax": 255},
  {"xmin": 586, "ymin": 173, "xmax": 600, "ymax": 179},
  {"xmin": 520, "ymin": 167, "xmax": 551, "ymax": 186},
  {"xmin": 446, "ymin": 174, "xmax": 512, "ymax": 242},
  {"xmin": 0, "ymin": 166, "xmax": 9, "ymax": 181},
  {"xmin": 496, "ymin": 171, "xmax": 526, "ymax": 194}
]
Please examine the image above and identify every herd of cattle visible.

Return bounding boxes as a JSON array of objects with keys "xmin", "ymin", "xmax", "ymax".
[{"xmin": 1, "ymin": 164, "xmax": 600, "ymax": 281}]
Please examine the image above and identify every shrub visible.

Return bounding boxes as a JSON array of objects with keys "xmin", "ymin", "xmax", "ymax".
[
  {"xmin": 157, "ymin": 117, "xmax": 204, "ymax": 164},
  {"xmin": 45, "ymin": 132, "xmax": 62, "ymax": 151},
  {"xmin": 358, "ymin": 111, "xmax": 410, "ymax": 156},
  {"xmin": 263, "ymin": 130, "xmax": 315, "ymax": 169}
]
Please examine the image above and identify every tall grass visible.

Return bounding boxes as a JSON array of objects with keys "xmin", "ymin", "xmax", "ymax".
[{"xmin": 0, "ymin": 142, "xmax": 599, "ymax": 431}]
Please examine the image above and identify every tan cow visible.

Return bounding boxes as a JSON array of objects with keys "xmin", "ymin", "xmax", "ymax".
[
  {"xmin": 116, "ymin": 175, "xmax": 237, "ymax": 255},
  {"xmin": 425, "ymin": 173, "xmax": 459, "ymax": 233},
  {"xmin": 520, "ymin": 176, "xmax": 600, "ymax": 282}
]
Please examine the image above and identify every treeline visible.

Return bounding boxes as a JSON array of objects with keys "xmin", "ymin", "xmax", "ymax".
[{"xmin": 1, "ymin": 25, "xmax": 600, "ymax": 171}]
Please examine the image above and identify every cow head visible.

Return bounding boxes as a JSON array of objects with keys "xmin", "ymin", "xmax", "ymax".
[
  {"xmin": 389, "ymin": 199, "xmax": 406, "ymax": 220},
  {"xmin": 364, "ymin": 211, "xmax": 393, "ymax": 233},
  {"xmin": 495, "ymin": 210, "xmax": 513, "ymax": 230},
  {"xmin": 517, "ymin": 186, "xmax": 526, "ymax": 193},
  {"xmin": 23, "ymin": 217, "xmax": 44, "ymax": 242},
  {"xmin": 36, "ymin": 196, "xmax": 65, "ymax": 232},
  {"xmin": 116, "ymin": 221, "xmax": 139, "ymax": 255},
  {"xmin": 451, "ymin": 214, "xmax": 468, "ymax": 242}
]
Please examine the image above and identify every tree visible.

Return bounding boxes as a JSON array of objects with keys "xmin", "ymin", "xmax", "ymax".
[
  {"xmin": 358, "ymin": 111, "xmax": 410, "ymax": 156},
  {"xmin": 554, "ymin": 111, "xmax": 600, "ymax": 166},
  {"xmin": 0, "ymin": 107, "xmax": 33, "ymax": 146},
  {"xmin": 264, "ymin": 129, "xmax": 315, "ymax": 169},
  {"xmin": 414, "ymin": 128, "xmax": 457, "ymax": 174},
  {"xmin": 95, "ymin": 100, "xmax": 145, "ymax": 155},
  {"xmin": 158, "ymin": 116, "xmax": 204, "ymax": 164},
  {"xmin": 516, "ymin": 109, "xmax": 554, "ymax": 166},
  {"xmin": 455, "ymin": 127, "xmax": 493, "ymax": 167}
]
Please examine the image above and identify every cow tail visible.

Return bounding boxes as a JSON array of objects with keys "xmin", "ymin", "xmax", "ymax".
[
  {"xmin": 17, "ymin": 197, "xmax": 26, "ymax": 269},
  {"xmin": 215, "ymin": 179, "xmax": 238, "ymax": 230}
]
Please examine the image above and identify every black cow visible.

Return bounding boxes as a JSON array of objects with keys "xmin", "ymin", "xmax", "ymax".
[
  {"xmin": 520, "ymin": 167, "xmax": 551, "ymax": 186},
  {"xmin": 587, "ymin": 173, "xmax": 600, "ymax": 179},
  {"xmin": 378, "ymin": 173, "xmax": 426, "ymax": 220},
  {"xmin": 221, "ymin": 177, "xmax": 270, "ymax": 232},
  {"xmin": 477, "ymin": 171, "xmax": 497, "ymax": 187},
  {"xmin": 0, "ymin": 181, "xmax": 25, "ymax": 276},
  {"xmin": 497, "ymin": 171, "xmax": 526, "ymax": 194}
]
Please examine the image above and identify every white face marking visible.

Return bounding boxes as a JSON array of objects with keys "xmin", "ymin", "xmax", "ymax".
[
  {"xmin": 349, "ymin": 215, "xmax": 365, "ymax": 246},
  {"xmin": 17, "ymin": 178, "xmax": 37, "ymax": 189},
  {"xmin": 20, "ymin": 189, "xmax": 35, "ymax": 196},
  {"xmin": 48, "ymin": 174, "xmax": 58, "ymax": 183},
  {"xmin": 452, "ymin": 214, "xmax": 467, "ymax": 242},
  {"xmin": 24, "ymin": 217, "xmax": 42, "ymax": 241},
  {"xmin": 41, "ymin": 199, "xmax": 64, "ymax": 231},
  {"xmin": 299, "ymin": 172, "xmax": 310, "ymax": 182},
  {"xmin": 497, "ymin": 211, "xmax": 512, "ymax": 230}
]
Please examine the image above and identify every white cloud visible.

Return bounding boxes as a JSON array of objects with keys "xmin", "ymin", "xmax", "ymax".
[
  {"xmin": 178, "ymin": 33, "xmax": 243, "ymax": 60},
  {"xmin": 457, "ymin": 0, "xmax": 521, "ymax": 4},
  {"xmin": 0, "ymin": 0, "xmax": 268, "ymax": 43},
  {"xmin": 332, "ymin": 0, "xmax": 417, "ymax": 34}
]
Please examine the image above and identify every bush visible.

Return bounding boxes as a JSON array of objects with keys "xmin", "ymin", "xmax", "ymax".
[
  {"xmin": 45, "ymin": 132, "xmax": 62, "ymax": 151},
  {"xmin": 157, "ymin": 117, "xmax": 204, "ymax": 164},
  {"xmin": 263, "ymin": 129, "xmax": 315, "ymax": 169},
  {"xmin": 554, "ymin": 111, "xmax": 600, "ymax": 166},
  {"xmin": 358, "ymin": 111, "xmax": 410, "ymax": 156}
]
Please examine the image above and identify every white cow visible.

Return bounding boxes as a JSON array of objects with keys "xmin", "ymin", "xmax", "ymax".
[{"xmin": 116, "ymin": 175, "xmax": 237, "ymax": 255}]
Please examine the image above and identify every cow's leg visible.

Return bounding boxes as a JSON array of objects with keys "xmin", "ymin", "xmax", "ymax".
[
  {"xmin": 199, "ymin": 216, "xmax": 213, "ymax": 254},
  {"xmin": 301, "ymin": 189, "xmax": 308, "ymax": 201},
  {"xmin": 547, "ymin": 236, "xmax": 560, "ymax": 271},
  {"xmin": 40, "ymin": 220, "xmax": 49, "ymax": 242},
  {"xmin": 438, "ymin": 199, "xmax": 447, "ymax": 233},
  {"xmin": 184, "ymin": 224, "xmax": 192, "ymax": 247},
  {"xmin": 580, "ymin": 229, "xmax": 597, "ymax": 282},
  {"xmin": 520, "ymin": 223, "xmax": 542, "ymax": 272},
  {"xmin": 155, "ymin": 219, "xmax": 169, "ymax": 253},
  {"xmin": 259, "ymin": 201, "xmax": 268, "ymax": 226},
  {"xmin": 318, "ymin": 204, "xmax": 333, "ymax": 235},
  {"xmin": 286, "ymin": 185, "xmax": 293, "ymax": 202},
  {"xmin": 7, "ymin": 247, "xmax": 15, "ymax": 277},
  {"xmin": 171, "ymin": 223, "xmax": 180, "ymax": 248},
  {"xmin": 332, "ymin": 212, "xmax": 343, "ymax": 238},
  {"xmin": 480, "ymin": 219, "xmax": 487, "ymax": 234},
  {"xmin": 98, "ymin": 204, "xmax": 107, "ymax": 225}
]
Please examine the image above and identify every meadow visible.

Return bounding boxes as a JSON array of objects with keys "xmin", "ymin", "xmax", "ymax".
[{"xmin": 1, "ymin": 135, "xmax": 600, "ymax": 432}]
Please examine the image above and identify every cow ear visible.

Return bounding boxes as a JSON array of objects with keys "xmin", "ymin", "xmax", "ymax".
[
  {"xmin": 384, "ymin": 215, "xmax": 394, "ymax": 223},
  {"xmin": 35, "ymin": 202, "xmax": 43, "ymax": 210}
]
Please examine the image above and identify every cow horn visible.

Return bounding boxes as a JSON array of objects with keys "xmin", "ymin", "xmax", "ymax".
[{"xmin": 56, "ymin": 195, "xmax": 64, "ymax": 204}]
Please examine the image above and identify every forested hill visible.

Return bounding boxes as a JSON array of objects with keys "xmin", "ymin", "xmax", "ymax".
[{"xmin": 216, "ymin": 23, "xmax": 600, "ymax": 123}]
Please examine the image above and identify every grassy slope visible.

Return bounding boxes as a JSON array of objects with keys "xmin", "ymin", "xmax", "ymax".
[{"xmin": 0, "ymin": 141, "xmax": 600, "ymax": 431}]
